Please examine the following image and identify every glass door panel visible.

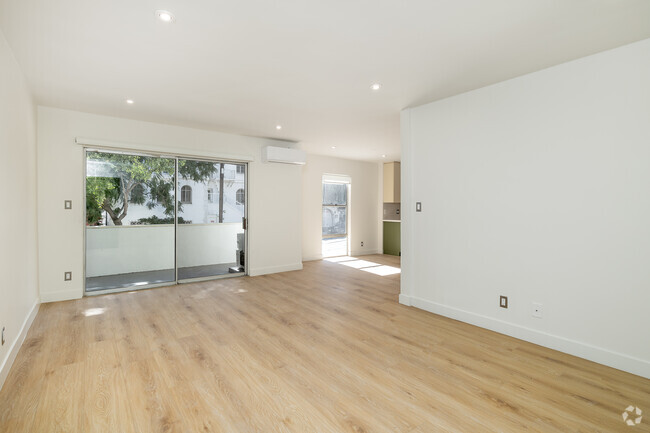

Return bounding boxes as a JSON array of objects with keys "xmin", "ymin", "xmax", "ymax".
[
  {"xmin": 85, "ymin": 150, "xmax": 176, "ymax": 292},
  {"xmin": 322, "ymin": 182, "xmax": 348, "ymax": 257},
  {"xmin": 176, "ymin": 159, "xmax": 246, "ymax": 281}
]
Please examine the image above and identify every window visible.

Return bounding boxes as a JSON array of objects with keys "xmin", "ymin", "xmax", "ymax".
[
  {"xmin": 236, "ymin": 165, "xmax": 245, "ymax": 174},
  {"xmin": 236, "ymin": 188, "xmax": 245, "ymax": 205},
  {"xmin": 207, "ymin": 188, "xmax": 214, "ymax": 203},
  {"xmin": 181, "ymin": 185, "xmax": 192, "ymax": 204}
]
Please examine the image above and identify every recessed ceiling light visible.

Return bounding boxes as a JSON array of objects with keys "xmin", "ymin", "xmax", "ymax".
[
  {"xmin": 156, "ymin": 10, "xmax": 175, "ymax": 23},
  {"xmin": 371, "ymin": 83, "xmax": 382, "ymax": 91},
  {"xmin": 381, "ymin": 154, "xmax": 386, "ymax": 158},
  {"xmin": 126, "ymin": 99, "xmax": 134, "ymax": 104},
  {"xmin": 331, "ymin": 146, "xmax": 336, "ymax": 149},
  {"xmin": 276, "ymin": 125, "xmax": 282, "ymax": 130}
]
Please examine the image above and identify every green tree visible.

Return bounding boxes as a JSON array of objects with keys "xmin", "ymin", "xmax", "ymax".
[{"xmin": 86, "ymin": 153, "xmax": 218, "ymax": 225}]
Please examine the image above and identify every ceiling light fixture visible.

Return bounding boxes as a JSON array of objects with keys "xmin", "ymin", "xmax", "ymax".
[
  {"xmin": 126, "ymin": 99, "xmax": 134, "ymax": 104},
  {"xmin": 156, "ymin": 10, "xmax": 175, "ymax": 23},
  {"xmin": 381, "ymin": 154, "xmax": 386, "ymax": 158},
  {"xmin": 276, "ymin": 125, "xmax": 282, "ymax": 130},
  {"xmin": 371, "ymin": 83, "xmax": 382, "ymax": 91},
  {"xmin": 331, "ymin": 146, "xmax": 336, "ymax": 149}
]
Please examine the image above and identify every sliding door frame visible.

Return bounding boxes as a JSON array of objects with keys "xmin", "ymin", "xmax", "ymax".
[{"xmin": 83, "ymin": 147, "xmax": 248, "ymax": 296}]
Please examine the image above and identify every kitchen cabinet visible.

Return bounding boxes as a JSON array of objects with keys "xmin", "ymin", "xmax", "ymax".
[
  {"xmin": 383, "ymin": 162, "xmax": 400, "ymax": 203},
  {"xmin": 383, "ymin": 221, "xmax": 401, "ymax": 256}
]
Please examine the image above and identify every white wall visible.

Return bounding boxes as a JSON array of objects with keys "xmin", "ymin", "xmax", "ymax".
[
  {"xmin": 37, "ymin": 107, "xmax": 303, "ymax": 302},
  {"xmin": 401, "ymin": 38, "xmax": 650, "ymax": 378},
  {"xmin": 0, "ymin": 28, "xmax": 40, "ymax": 389},
  {"xmin": 302, "ymin": 154, "xmax": 380, "ymax": 261}
]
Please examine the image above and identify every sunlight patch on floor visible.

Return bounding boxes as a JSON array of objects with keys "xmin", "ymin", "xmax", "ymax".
[
  {"xmin": 360, "ymin": 265, "xmax": 401, "ymax": 276},
  {"xmin": 83, "ymin": 308, "xmax": 106, "ymax": 317},
  {"xmin": 325, "ymin": 256, "xmax": 401, "ymax": 276},
  {"xmin": 324, "ymin": 256, "xmax": 357, "ymax": 263},
  {"xmin": 340, "ymin": 259, "xmax": 384, "ymax": 269}
]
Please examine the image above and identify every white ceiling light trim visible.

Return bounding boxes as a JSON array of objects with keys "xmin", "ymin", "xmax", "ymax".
[{"xmin": 155, "ymin": 10, "xmax": 175, "ymax": 23}]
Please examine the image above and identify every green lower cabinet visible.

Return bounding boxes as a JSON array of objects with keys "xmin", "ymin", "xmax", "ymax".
[{"xmin": 383, "ymin": 221, "xmax": 401, "ymax": 256}]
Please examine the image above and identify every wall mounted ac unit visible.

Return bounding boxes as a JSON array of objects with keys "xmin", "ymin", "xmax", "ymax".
[{"xmin": 262, "ymin": 146, "xmax": 306, "ymax": 165}]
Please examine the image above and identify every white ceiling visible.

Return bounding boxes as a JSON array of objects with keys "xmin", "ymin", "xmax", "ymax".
[{"xmin": 1, "ymin": 0, "xmax": 650, "ymax": 161}]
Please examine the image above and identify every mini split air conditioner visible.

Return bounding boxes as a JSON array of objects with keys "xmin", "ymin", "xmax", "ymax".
[{"xmin": 262, "ymin": 146, "xmax": 306, "ymax": 165}]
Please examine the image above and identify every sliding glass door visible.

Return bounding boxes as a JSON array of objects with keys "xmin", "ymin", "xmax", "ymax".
[
  {"xmin": 176, "ymin": 159, "xmax": 246, "ymax": 281},
  {"xmin": 84, "ymin": 149, "xmax": 247, "ymax": 293},
  {"xmin": 85, "ymin": 150, "xmax": 177, "ymax": 291}
]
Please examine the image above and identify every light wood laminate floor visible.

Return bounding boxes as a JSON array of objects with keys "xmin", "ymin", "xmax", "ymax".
[{"xmin": 1, "ymin": 255, "xmax": 648, "ymax": 432}]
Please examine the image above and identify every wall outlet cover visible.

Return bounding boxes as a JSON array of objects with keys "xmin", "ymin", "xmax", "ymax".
[
  {"xmin": 532, "ymin": 303, "xmax": 543, "ymax": 318},
  {"xmin": 64, "ymin": 271, "xmax": 72, "ymax": 281},
  {"xmin": 64, "ymin": 200, "xmax": 72, "ymax": 209},
  {"xmin": 500, "ymin": 296, "xmax": 508, "ymax": 308}
]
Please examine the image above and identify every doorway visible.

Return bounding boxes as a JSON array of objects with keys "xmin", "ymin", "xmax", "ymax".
[
  {"xmin": 322, "ymin": 175, "xmax": 350, "ymax": 257},
  {"xmin": 84, "ymin": 149, "xmax": 247, "ymax": 294}
]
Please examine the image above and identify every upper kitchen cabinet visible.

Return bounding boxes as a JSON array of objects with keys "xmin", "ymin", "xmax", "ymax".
[{"xmin": 383, "ymin": 162, "xmax": 401, "ymax": 203}]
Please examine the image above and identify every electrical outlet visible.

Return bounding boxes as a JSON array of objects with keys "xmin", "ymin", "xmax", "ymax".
[
  {"xmin": 532, "ymin": 303, "xmax": 543, "ymax": 318},
  {"xmin": 1, "ymin": 327, "xmax": 5, "ymax": 345},
  {"xmin": 64, "ymin": 271, "xmax": 72, "ymax": 281},
  {"xmin": 361, "ymin": 241, "xmax": 364, "ymax": 247},
  {"xmin": 500, "ymin": 296, "xmax": 508, "ymax": 309},
  {"xmin": 64, "ymin": 200, "xmax": 72, "ymax": 210}
]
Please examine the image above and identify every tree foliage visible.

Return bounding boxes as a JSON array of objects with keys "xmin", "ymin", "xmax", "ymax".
[{"xmin": 86, "ymin": 153, "xmax": 218, "ymax": 225}]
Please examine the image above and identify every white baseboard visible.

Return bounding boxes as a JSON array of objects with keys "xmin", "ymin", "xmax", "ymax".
[
  {"xmin": 350, "ymin": 249, "xmax": 381, "ymax": 256},
  {"xmin": 398, "ymin": 293, "xmax": 412, "ymax": 306},
  {"xmin": 0, "ymin": 300, "xmax": 40, "ymax": 391},
  {"xmin": 406, "ymin": 295, "xmax": 650, "ymax": 379},
  {"xmin": 302, "ymin": 254, "xmax": 323, "ymax": 262},
  {"xmin": 40, "ymin": 289, "xmax": 83, "ymax": 303},
  {"xmin": 249, "ymin": 263, "xmax": 303, "ymax": 277}
]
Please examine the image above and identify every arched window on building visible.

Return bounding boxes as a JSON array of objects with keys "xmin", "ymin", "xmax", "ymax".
[
  {"xmin": 181, "ymin": 185, "xmax": 192, "ymax": 204},
  {"xmin": 236, "ymin": 188, "xmax": 245, "ymax": 205},
  {"xmin": 130, "ymin": 183, "xmax": 145, "ymax": 203}
]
